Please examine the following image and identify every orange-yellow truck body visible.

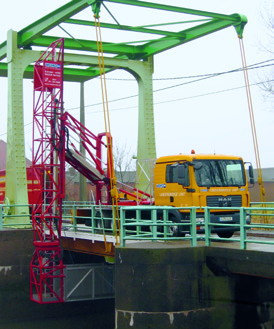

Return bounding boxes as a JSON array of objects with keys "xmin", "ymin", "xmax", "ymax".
[{"xmin": 153, "ymin": 153, "xmax": 251, "ymax": 238}]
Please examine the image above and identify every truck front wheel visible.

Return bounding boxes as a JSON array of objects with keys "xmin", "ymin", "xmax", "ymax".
[
  {"xmin": 168, "ymin": 216, "xmax": 179, "ymax": 237},
  {"xmin": 169, "ymin": 225, "xmax": 179, "ymax": 237}
]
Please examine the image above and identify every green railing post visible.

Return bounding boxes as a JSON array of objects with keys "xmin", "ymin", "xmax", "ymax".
[
  {"xmin": 204, "ymin": 207, "xmax": 211, "ymax": 246},
  {"xmin": 120, "ymin": 208, "xmax": 126, "ymax": 247},
  {"xmin": 190, "ymin": 207, "xmax": 197, "ymax": 247},
  {"xmin": 240, "ymin": 207, "xmax": 246, "ymax": 249},
  {"xmin": 91, "ymin": 205, "xmax": 95, "ymax": 234},
  {"xmin": 72, "ymin": 204, "xmax": 77, "ymax": 232},
  {"xmin": 136, "ymin": 209, "xmax": 141, "ymax": 236},
  {"xmin": 0, "ymin": 207, "xmax": 3, "ymax": 230},
  {"xmin": 152, "ymin": 209, "xmax": 157, "ymax": 239},
  {"xmin": 163, "ymin": 209, "xmax": 168, "ymax": 238}
]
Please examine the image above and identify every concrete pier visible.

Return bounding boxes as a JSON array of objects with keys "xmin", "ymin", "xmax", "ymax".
[
  {"xmin": 0, "ymin": 230, "xmax": 114, "ymax": 329},
  {"xmin": 0, "ymin": 230, "xmax": 273, "ymax": 328},
  {"xmin": 115, "ymin": 242, "xmax": 274, "ymax": 329}
]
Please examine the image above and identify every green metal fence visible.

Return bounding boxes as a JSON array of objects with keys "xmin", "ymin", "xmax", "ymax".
[
  {"xmin": 1, "ymin": 202, "xmax": 274, "ymax": 250},
  {"xmin": 62, "ymin": 202, "xmax": 115, "ymax": 235},
  {"xmin": 119, "ymin": 205, "xmax": 274, "ymax": 249},
  {"xmin": 119, "ymin": 206, "xmax": 200, "ymax": 247},
  {"xmin": 0, "ymin": 204, "xmax": 32, "ymax": 229}
]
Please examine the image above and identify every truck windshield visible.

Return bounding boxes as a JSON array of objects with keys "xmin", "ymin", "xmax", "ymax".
[{"xmin": 193, "ymin": 159, "xmax": 246, "ymax": 187}]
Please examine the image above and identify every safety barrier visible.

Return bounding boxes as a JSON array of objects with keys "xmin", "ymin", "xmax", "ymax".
[
  {"xmin": 119, "ymin": 205, "xmax": 274, "ymax": 249},
  {"xmin": 1, "ymin": 203, "xmax": 274, "ymax": 250},
  {"xmin": 203, "ymin": 206, "xmax": 274, "ymax": 249},
  {"xmin": 0, "ymin": 204, "xmax": 32, "ymax": 229},
  {"xmin": 62, "ymin": 202, "xmax": 115, "ymax": 236}
]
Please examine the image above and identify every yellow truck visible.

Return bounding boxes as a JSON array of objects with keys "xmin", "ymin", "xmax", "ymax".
[{"xmin": 153, "ymin": 152, "xmax": 254, "ymax": 238}]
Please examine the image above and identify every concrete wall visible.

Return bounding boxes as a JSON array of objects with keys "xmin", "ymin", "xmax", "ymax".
[
  {"xmin": 1, "ymin": 229, "xmax": 273, "ymax": 329},
  {"xmin": 115, "ymin": 244, "xmax": 274, "ymax": 329},
  {"xmin": 0, "ymin": 230, "xmax": 114, "ymax": 329}
]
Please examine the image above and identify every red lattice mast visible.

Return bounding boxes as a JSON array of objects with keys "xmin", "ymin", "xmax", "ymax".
[{"xmin": 30, "ymin": 39, "xmax": 65, "ymax": 303}]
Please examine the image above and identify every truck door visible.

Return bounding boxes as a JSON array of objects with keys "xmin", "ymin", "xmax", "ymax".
[{"xmin": 165, "ymin": 163, "xmax": 193, "ymax": 207}]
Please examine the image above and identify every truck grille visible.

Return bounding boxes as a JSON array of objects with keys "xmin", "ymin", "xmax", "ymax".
[{"xmin": 206, "ymin": 195, "xmax": 242, "ymax": 207}]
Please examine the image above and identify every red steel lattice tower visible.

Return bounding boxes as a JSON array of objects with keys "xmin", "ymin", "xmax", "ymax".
[{"xmin": 30, "ymin": 39, "xmax": 65, "ymax": 303}]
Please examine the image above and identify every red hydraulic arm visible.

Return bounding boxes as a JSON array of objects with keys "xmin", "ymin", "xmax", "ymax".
[
  {"xmin": 30, "ymin": 38, "xmax": 65, "ymax": 304},
  {"xmin": 63, "ymin": 112, "xmax": 113, "ymax": 205}
]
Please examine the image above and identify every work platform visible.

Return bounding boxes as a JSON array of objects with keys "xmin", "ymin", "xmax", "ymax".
[{"xmin": 61, "ymin": 227, "xmax": 117, "ymax": 258}]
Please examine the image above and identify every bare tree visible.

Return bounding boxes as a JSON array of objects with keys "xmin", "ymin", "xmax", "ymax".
[
  {"xmin": 257, "ymin": 1, "xmax": 273, "ymax": 99},
  {"xmin": 113, "ymin": 143, "xmax": 136, "ymax": 184}
]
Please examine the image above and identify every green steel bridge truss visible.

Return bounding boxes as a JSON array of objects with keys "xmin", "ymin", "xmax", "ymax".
[{"xmin": 0, "ymin": 0, "xmax": 247, "ymax": 222}]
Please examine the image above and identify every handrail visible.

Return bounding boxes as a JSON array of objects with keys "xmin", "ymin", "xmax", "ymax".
[
  {"xmin": 1, "ymin": 203, "xmax": 274, "ymax": 250},
  {"xmin": 119, "ymin": 205, "xmax": 274, "ymax": 249},
  {"xmin": 0, "ymin": 204, "xmax": 32, "ymax": 229}
]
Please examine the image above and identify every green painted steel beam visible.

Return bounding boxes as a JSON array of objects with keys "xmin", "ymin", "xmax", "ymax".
[
  {"xmin": 65, "ymin": 18, "xmax": 181, "ymax": 37},
  {"xmin": 29, "ymin": 35, "xmax": 139, "ymax": 57},
  {"xmin": 17, "ymin": 0, "xmax": 90, "ymax": 46},
  {"xmin": 0, "ymin": 62, "xmax": 7, "ymax": 77},
  {"xmin": 0, "ymin": 41, "xmax": 7, "ymax": 61},
  {"xmin": 104, "ymin": 0, "xmax": 243, "ymax": 21},
  {"xmin": 0, "ymin": 62, "xmax": 106, "ymax": 82},
  {"xmin": 103, "ymin": 0, "xmax": 247, "ymax": 38},
  {"xmin": 0, "ymin": 1, "xmax": 247, "ymax": 62},
  {"xmin": 138, "ymin": 15, "xmax": 247, "ymax": 59}
]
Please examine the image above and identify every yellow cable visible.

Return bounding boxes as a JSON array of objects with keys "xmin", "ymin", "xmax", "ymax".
[
  {"xmin": 94, "ymin": 15, "xmax": 121, "ymax": 244},
  {"xmin": 239, "ymin": 38, "xmax": 266, "ymax": 222}
]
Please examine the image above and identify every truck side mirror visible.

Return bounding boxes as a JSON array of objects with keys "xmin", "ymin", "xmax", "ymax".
[
  {"xmin": 249, "ymin": 165, "xmax": 255, "ymax": 185},
  {"xmin": 178, "ymin": 164, "xmax": 189, "ymax": 186}
]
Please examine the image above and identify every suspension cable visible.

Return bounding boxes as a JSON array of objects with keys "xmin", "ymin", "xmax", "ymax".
[
  {"xmin": 239, "ymin": 38, "xmax": 266, "ymax": 213},
  {"xmin": 94, "ymin": 13, "xmax": 121, "ymax": 245}
]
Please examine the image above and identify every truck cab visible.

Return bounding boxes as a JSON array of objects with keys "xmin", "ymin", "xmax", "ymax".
[{"xmin": 154, "ymin": 153, "xmax": 253, "ymax": 238}]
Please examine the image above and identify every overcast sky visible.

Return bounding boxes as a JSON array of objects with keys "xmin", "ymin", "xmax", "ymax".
[{"xmin": 0, "ymin": 0, "xmax": 273, "ymax": 169}]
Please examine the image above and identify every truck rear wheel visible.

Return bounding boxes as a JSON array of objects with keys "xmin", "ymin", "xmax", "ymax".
[
  {"xmin": 95, "ymin": 210, "xmax": 113, "ymax": 230},
  {"xmin": 217, "ymin": 232, "xmax": 234, "ymax": 239}
]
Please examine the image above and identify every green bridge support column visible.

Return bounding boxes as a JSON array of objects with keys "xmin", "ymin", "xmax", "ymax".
[
  {"xmin": 79, "ymin": 82, "xmax": 87, "ymax": 202},
  {"xmin": 135, "ymin": 57, "xmax": 156, "ymax": 162},
  {"xmin": 5, "ymin": 30, "xmax": 39, "ymax": 226},
  {"xmin": 126, "ymin": 57, "xmax": 156, "ymax": 193}
]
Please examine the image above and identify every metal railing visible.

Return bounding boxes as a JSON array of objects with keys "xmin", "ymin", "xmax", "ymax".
[
  {"xmin": 0, "ymin": 204, "xmax": 32, "ymax": 229},
  {"xmin": 62, "ymin": 202, "xmax": 115, "ymax": 236},
  {"xmin": 119, "ymin": 205, "xmax": 274, "ymax": 249},
  {"xmin": 119, "ymin": 206, "xmax": 199, "ymax": 247},
  {"xmin": 203, "ymin": 206, "xmax": 274, "ymax": 249},
  {"xmin": 1, "ymin": 202, "xmax": 274, "ymax": 250}
]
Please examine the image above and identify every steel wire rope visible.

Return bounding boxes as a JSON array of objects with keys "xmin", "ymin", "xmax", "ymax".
[
  {"xmin": 62, "ymin": 61, "xmax": 273, "ymax": 112},
  {"xmin": 0, "ymin": 78, "xmax": 272, "ymax": 141},
  {"xmin": 0, "ymin": 79, "xmax": 272, "ymax": 141},
  {"xmin": 239, "ymin": 38, "xmax": 267, "ymax": 217},
  {"xmin": 63, "ymin": 78, "xmax": 273, "ymax": 114},
  {"xmin": 94, "ymin": 14, "xmax": 120, "ymax": 246},
  {"xmin": 99, "ymin": 60, "xmax": 273, "ymax": 81}
]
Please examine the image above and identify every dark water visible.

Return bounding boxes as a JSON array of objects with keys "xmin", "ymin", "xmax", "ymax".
[
  {"xmin": 0, "ymin": 299, "xmax": 115, "ymax": 329},
  {"xmin": 1, "ymin": 314, "xmax": 115, "ymax": 329}
]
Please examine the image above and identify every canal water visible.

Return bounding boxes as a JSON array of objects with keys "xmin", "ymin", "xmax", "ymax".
[{"xmin": 0, "ymin": 299, "xmax": 115, "ymax": 329}]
